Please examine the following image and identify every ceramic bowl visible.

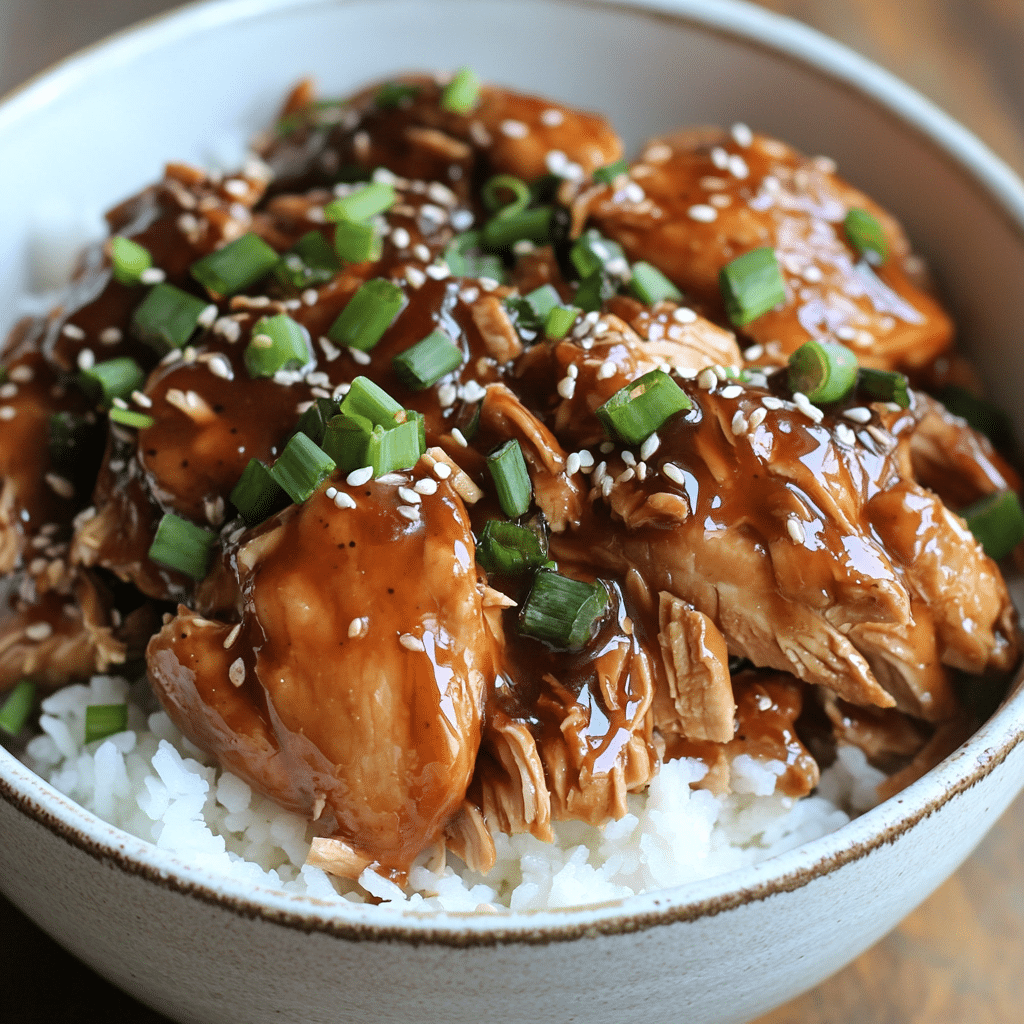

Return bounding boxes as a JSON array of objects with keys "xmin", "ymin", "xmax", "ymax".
[{"xmin": 2, "ymin": 2, "xmax": 1023, "ymax": 1022}]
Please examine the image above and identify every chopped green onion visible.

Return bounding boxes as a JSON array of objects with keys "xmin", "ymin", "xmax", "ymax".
[
  {"xmin": 269, "ymin": 431, "xmax": 336, "ymax": 504},
  {"xmin": 244, "ymin": 314, "xmax": 311, "ymax": 378},
  {"xmin": 326, "ymin": 279, "xmax": 405, "ymax": 351},
  {"xmin": 961, "ymin": 490, "xmax": 1024, "ymax": 561},
  {"xmin": 324, "ymin": 182, "xmax": 396, "ymax": 224},
  {"xmin": 574, "ymin": 270, "xmax": 615, "ymax": 313},
  {"xmin": 392, "ymin": 329, "xmax": 464, "ymax": 390},
  {"xmin": 110, "ymin": 236, "xmax": 153, "ymax": 285},
  {"xmin": 476, "ymin": 519, "xmax": 547, "ymax": 576},
  {"xmin": 441, "ymin": 66, "xmax": 480, "ymax": 114},
  {"xmin": 844, "ymin": 208, "xmax": 888, "ymax": 266},
  {"xmin": 84, "ymin": 703, "xmax": 129, "ymax": 744},
  {"xmin": 48, "ymin": 412, "xmax": 93, "ymax": 470},
  {"xmin": 505, "ymin": 284, "xmax": 561, "ymax": 333},
  {"xmin": 334, "ymin": 219, "xmax": 382, "ymax": 264},
  {"xmin": 570, "ymin": 230, "xmax": 627, "ymax": 280},
  {"xmin": 545, "ymin": 305, "xmax": 581, "ymax": 339},
  {"xmin": 719, "ymin": 247, "xmax": 786, "ymax": 326},
  {"xmin": 294, "ymin": 396, "xmax": 339, "ymax": 446},
  {"xmin": 481, "ymin": 206, "xmax": 552, "ymax": 250},
  {"xmin": 148, "ymin": 512, "xmax": 216, "ymax": 581},
  {"xmin": 230, "ymin": 459, "xmax": 288, "ymax": 526},
  {"xmin": 78, "ymin": 357, "xmax": 146, "ymax": 408},
  {"xmin": 629, "ymin": 262, "xmax": 683, "ymax": 305},
  {"xmin": 321, "ymin": 412, "xmax": 374, "ymax": 473},
  {"xmin": 936, "ymin": 386, "xmax": 1015, "ymax": 448},
  {"xmin": 375, "ymin": 81, "xmax": 420, "ymax": 108},
  {"xmin": 190, "ymin": 233, "xmax": 280, "ymax": 296},
  {"xmin": 272, "ymin": 231, "xmax": 340, "ymax": 290},
  {"xmin": 596, "ymin": 369, "xmax": 692, "ymax": 445},
  {"xmin": 593, "ymin": 159, "xmax": 629, "ymax": 185},
  {"xmin": 109, "ymin": 407, "xmax": 155, "ymax": 430},
  {"xmin": 366, "ymin": 418, "xmax": 424, "ymax": 475},
  {"xmin": 443, "ymin": 232, "xmax": 505, "ymax": 280},
  {"xmin": 858, "ymin": 368, "xmax": 910, "ymax": 408},
  {"xmin": 132, "ymin": 283, "xmax": 208, "ymax": 354},
  {"xmin": 487, "ymin": 440, "xmax": 532, "ymax": 518},
  {"xmin": 482, "ymin": 175, "xmax": 531, "ymax": 218},
  {"xmin": 787, "ymin": 340, "xmax": 858, "ymax": 404},
  {"xmin": 519, "ymin": 571, "xmax": 608, "ymax": 650},
  {"xmin": 339, "ymin": 375, "xmax": 404, "ymax": 428},
  {"xmin": 0, "ymin": 680, "xmax": 35, "ymax": 737}
]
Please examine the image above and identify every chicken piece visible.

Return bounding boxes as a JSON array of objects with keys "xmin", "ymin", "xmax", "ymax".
[
  {"xmin": 582, "ymin": 128, "xmax": 953, "ymax": 371},
  {"xmin": 264, "ymin": 75, "xmax": 622, "ymax": 200},
  {"xmin": 147, "ymin": 463, "xmax": 500, "ymax": 878},
  {"xmin": 550, "ymin": 374, "xmax": 1019, "ymax": 718}
]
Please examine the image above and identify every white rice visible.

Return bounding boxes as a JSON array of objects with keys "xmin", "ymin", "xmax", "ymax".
[{"xmin": 20, "ymin": 674, "xmax": 886, "ymax": 913}]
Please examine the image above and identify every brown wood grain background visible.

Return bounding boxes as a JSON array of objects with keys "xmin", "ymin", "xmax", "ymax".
[{"xmin": 1, "ymin": 2, "xmax": 1023, "ymax": 1022}]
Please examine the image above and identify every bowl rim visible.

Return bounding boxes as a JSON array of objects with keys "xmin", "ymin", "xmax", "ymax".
[{"xmin": 2, "ymin": 0, "xmax": 1024, "ymax": 947}]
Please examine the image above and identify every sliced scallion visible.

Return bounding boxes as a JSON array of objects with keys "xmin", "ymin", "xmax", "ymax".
[
  {"xmin": 0, "ymin": 680, "xmax": 35, "ymax": 737},
  {"xmin": 961, "ymin": 490, "xmax": 1024, "ymax": 561},
  {"xmin": 366, "ymin": 417, "xmax": 424, "ymax": 475},
  {"xmin": 326, "ymin": 279, "xmax": 405, "ymax": 351},
  {"xmin": 481, "ymin": 206, "xmax": 552, "ymax": 250},
  {"xmin": 244, "ymin": 314, "xmax": 311, "ymax": 378},
  {"xmin": 375, "ymin": 81, "xmax": 420, "ymax": 108},
  {"xmin": 48, "ymin": 412, "xmax": 93, "ymax": 471},
  {"xmin": 596, "ymin": 368, "xmax": 692, "ymax": 445},
  {"xmin": 476, "ymin": 519, "xmax": 547, "ymax": 576},
  {"xmin": 272, "ymin": 231, "xmax": 340, "ymax": 290},
  {"xmin": 441, "ymin": 66, "xmax": 480, "ymax": 114},
  {"xmin": 84, "ymin": 703, "xmax": 129, "ymax": 744},
  {"xmin": 109, "ymin": 407, "xmax": 155, "ymax": 430},
  {"xmin": 505, "ymin": 284, "xmax": 561, "ymax": 333},
  {"xmin": 334, "ymin": 219, "xmax": 383, "ymax": 264},
  {"xmin": 629, "ymin": 262, "xmax": 683, "ymax": 305},
  {"xmin": 190, "ymin": 233, "xmax": 280, "ymax": 296},
  {"xmin": 230, "ymin": 458, "xmax": 288, "ymax": 526},
  {"xmin": 132, "ymin": 283, "xmax": 208, "ymax": 354},
  {"xmin": 570, "ymin": 230, "xmax": 626, "ymax": 280},
  {"xmin": 443, "ymin": 232, "xmax": 505, "ymax": 281},
  {"xmin": 719, "ymin": 247, "xmax": 786, "ymax": 326},
  {"xmin": 545, "ymin": 305, "xmax": 581, "ymax": 339},
  {"xmin": 148, "ymin": 512, "xmax": 216, "ymax": 581},
  {"xmin": 321, "ymin": 412, "xmax": 375, "ymax": 473},
  {"xmin": 787, "ymin": 339, "xmax": 858, "ymax": 404},
  {"xmin": 392, "ymin": 329, "xmax": 464, "ymax": 390},
  {"xmin": 110, "ymin": 236, "xmax": 153, "ymax": 286},
  {"xmin": 78, "ymin": 357, "xmax": 146, "ymax": 408},
  {"xmin": 339, "ymin": 375, "xmax": 404, "ymax": 428},
  {"xmin": 519, "ymin": 571, "xmax": 608, "ymax": 650},
  {"xmin": 482, "ymin": 175, "xmax": 530, "ymax": 219},
  {"xmin": 574, "ymin": 270, "xmax": 615, "ymax": 313},
  {"xmin": 593, "ymin": 159, "xmax": 629, "ymax": 185},
  {"xmin": 487, "ymin": 439, "xmax": 532, "ymax": 518},
  {"xmin": 294, "ymin": 396, "xmax": 339, "ymax": 446},
  {"xmin": 858, "ymin": 368, "xmax": 910, "ymax": 408},
  {"xmin": 269, "ymin": 431, "xmax": 336, "ymax": 504},
  {"xmin": 324, "ymin": 182, "xmax": 396, "ymax": 224},
  {"xmin": 844, "ymin": 208, "xmax": 888, "ymax": 266}
]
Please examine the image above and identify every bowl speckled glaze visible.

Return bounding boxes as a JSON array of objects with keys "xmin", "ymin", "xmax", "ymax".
[{"xmin": 1, "ymin": 2, "xmax": 1023, "ymax": 1022}]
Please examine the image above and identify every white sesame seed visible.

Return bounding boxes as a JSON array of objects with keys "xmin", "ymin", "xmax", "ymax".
[
  {"xmin": 414, "ymin": 478, "xmax": 438, "ymax": 495},
  {"xmin": 731, "ymin": 122, "xmax": 753, "ymax": 147},
  {"xmin": 388, "ymin": 226, "xmax": 410, "ymax": 250},
  {"xmin": 835, "ymin": 325, "xmax": 857, "ymax": 342},
  {"xmin": 578, "ymin": 450, "xmax": 595, "ymax": 470},
  {"xmin": 76, "ymin": 349, "xmax": 95, "ymax": 370},
  {"xmin": 461, "ymin": 380, "xmax": 487, "ymax": 403},
  {"xmin": 500, "ymin": 119, "xmax": 529, "ymax": 138},
  {"xmin": 835, "ymin": 423, "xmax": 856, "ymax": 446},
  {"xmin": 787, "ymin": 517, "xmax": 805, "ymax": 544},
  {"xmin": 437, "ymin": 382, "xmax": 458, "ymax": 408},
  {"xmin": 98, "ymin": 326, "xmax": 122, "ymax": 346},
  {"xmin": 731, "ymin": 410, "xmax": 749, "ymax": 435},
  {"xmin": 640, "ymin": 433, "xmax": 660, "ymax": 461},
  {"xmin": 697, "ymin": 368, "xmax": 717, "ymax": 391},
  {"xmin": 451, "ymin": 428, "xmax": 468, "ymax": 447},
  {"xmin": 709, "ymin": 194, "xmax": 732, "ymax": 209},
  {"xmin": 743, "ymin": 344, "xmax": 764, "ymax": 361},
  {"xmin": 215, "ymin": 318, "xmax": 242, "ymax": 343},
  {"xmin": 375, "ymin": 474, "xmax": 404, "ymax": 486},
  {"xmin": 400, "ymin": 633, "xmax": 426, "ymax": 652},
  {"xmin": 688, "ymin": 204, "xmax": 718, "ymax": 223},
  {"xmin": 616, "ymin": 467, "xmax": 635, "ymax": 484},
  {"xmin": 599, "ymin": 440, "xmax": 615, "ymax": 454},
  {"xmin": 432, "ymin": 462, "xmax": 452, "ymax": 480},
  {"xmin": 802, "ymin": 265, "xmax": 823, "ymax": 283},
  {"xmin": 413, "ymin": 243, "xmax": 431, "ymax": 262},
  {"xmin": 140, "ymin": 267, "xmax": 166, "ymax": 284},
  {"xmin": 636, "ymin": 461, "xmax": 647, "ymax": 481},
  {"xmin": 0, "ymin": 383, "xmax": 17, "ymax": 400},
  {"xmin": 601, "ymin": 475, "xmax": 614, "ymax": 498},
  {"xmin": 61, "ymin": 323, "xmax": 86, "ymax": 340},
  {"xmin": 451, "ymin": 209, "xmax": 474, "ymax": 231},
  {"xmin": 325, "ymin": 486, "xmax": 338, "ymax": 500},
  {"xmin": 566, "ymin": 453, "xmax": 581, "ymax": 476},
  {"xmin": 792, "ymin": 391, "xmax": 824, "ymax": 423},
  {"xmin": 405, "ymin": 266, "xmax": 426, "ymax": 288},
  {"xmin": 229, "ymin": 658, "xmax": 246, "ymax": 687},
  {"xmin": 398, "ymin": 504, "xmax": 421, "ymax": 521},
  {"xmin": 346, "ymin": 467, "xmax": 373, "ymax": 487},
  {"xmin": 112, "ymin": 397, "xmax": 128, "ymax": 410},
  {"xmin": 662, "ymin": 462, "xmax": 686, "ymax": 486},
  {"xmin": 762, "ymin": 395, "xmax": 784, "ymax": 410},
  {"xmin": 45, "ymin": 473, "xmax": 74, "ymax": 498},
  {"xmin": 398, "ymin": 486, "xmax": 422, "ymax": 505},
  {"xmin": 713, "ymin": 365, "xmax": 728, "ymax": 381},
  {"xmin": 223, "ymin": 623, "xmax": 242, "ymax": 649},
  {"xmin": 348, "ymin": 617, "xmax": 368, "ymax": 639},
  {"xmin": 0, "ymin": 406, "xmax": 17, "ymax": 421},
  {"xmin": 334, "ymin": 491, "xmax": 357, "ymax": 509},
  {"xmin": 348, "ymin": 347, "xmax": 371, "ymax": 366},
  {"xmin": 540, "ymin": 108, "xmax": 564, "ymax": 127},
  {"xmin": 425, "ymin": 263, "xmax": 449, "ymax": 280},
  {"xmin": 597, "ymin": 360, "xmax": 617, "ymax": 381},
  {"xmin": 644, "ymin": 142, "xmax": 672, "ymax": 164},
  {"xmin": 886, "ymin": 402, "xmax": 903, "ymax": 413},
  {"xmin": 672, "ymin": 307, "xmax": 698, "ymax": 324},
  {"xmin": 8, "ymin": 365, "xmax": 33, "ymax": 383},
  {"xmin": 748, "ymin": 407, "xmax": 767, "ymax": 429},
  {"xmin": 478, "ymin": 277, "xmax": 499, "ymax": 292},
  {"xmin": 727, "ymin": 154, "xmax": 749, "ymax": 179},
  {"xmin": 557, "ymin": 376, "xmax": 576, "ymax": 400},
  {"xmin": 25, "ymin": 621, "xmax": 53, "ymax": 641},
  {"xmin": 721, "ymin": 384, "xmax": 743, "ymax": 399},
  {"xmin": 711, "ymin": 147, "xmax": 729, "ymax": 169},
  {"xmin": 207, "ymin": 355, "xmax": 232, "ymax": 379},
  {"xmin": 459, "ymin": 286, "xmax": 480, "ymax": 304},
  {"xmin": 866, "ymin": 424, "xmax": 891, "ymax": 447}
]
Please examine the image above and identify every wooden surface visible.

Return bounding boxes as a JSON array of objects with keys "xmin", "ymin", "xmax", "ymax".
[{"xmin": 2, "ymin": 2, "xmax": 1024, "ymax": 1022}]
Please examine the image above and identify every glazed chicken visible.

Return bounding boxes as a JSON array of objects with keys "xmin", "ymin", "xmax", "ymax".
[{"xmin": 1, "ymin": 72, "xmax": 1019, "ymax": 886}]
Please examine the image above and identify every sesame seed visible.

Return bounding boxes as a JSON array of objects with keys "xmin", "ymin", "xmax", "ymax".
[
  {"xmin": 616, "ymin": 467, "xmax": 635, "ymax": 484},
  {"xmin": 540, "ymin": 108, "xmax": 564, "ymax": 127},
  {"xmin": 99, "ymin": 327, "xmax": 122, "ymax": 346},
  {"xmin": 432, "ymin": 462, "xmax": 452, "ymax": 480},
  {"xmin": 621, "ymin": 450, "xmax": 636, "ymax": 468},
  {"xmin": 414, "ymin": 478, "xmax": 438, "ymax": 495},
  {"xmin": 500, "ymin": 119, "xmax": 529, "ymax": 138},
  {"xmin": 866, "ymin": 424, "xmax": 891, "ymax": 447},
  {"xmin": 398, "ymin": 504, "xmax": 421, "ymax": 521},
  {"xmin": 599, "ymin": 440, "xmax": 615, "ymax": 454},
  {"xmin": 731, "ymin": 122, "xmax": 753, "ymax": 147},
  {"xmin": 251, "ymin": 333, "xmax": 273, "ymax": 349},
  {"xmin": 792, "ymin": 391, "xmax": 824, "ymax": 423},
  {"xmin": 886, "ymin": 402, "xmax": 903, "ymax": 413},
  {"xmin": 437, "ymin": 382, "xmax": 458, "ymax": 408},
  {"xmin": 697, "ymin": 368, "xmax": 717, "ymax": 391},
  {"xmin": 215, "ymin": 318, "xmax": 242, "ymax": 343},
  {"xmin": 29, "ymin": 557, "xmax": 47, "ymax": 575},
  {"xmin": 787, "ymin": 517, "xmax": 805, "ymax": 544},
  {"xmin": 662, "ymin": 462, "xmax": 686, "ymax": 486},
  {"xmin": 711, "ymin": 147, "xmax": 729, "ymax": 169},
  {"xmin": 76, "ymin": 349, "xmax": 95, "ymax": 370},
  {"xmin": 451, "ymin": 209, "xmax": 474, "ymax": 231},
  {"xmin": 25, "ymin": 621, "xmax": 53, "ymax": 641},
  {"xmin": 802, "ymin": 265, "xmax": 823, "ymax": 283},
  {"xmin": 398, "ymin": 486, "xmax": 421, "ymax": 505},
  {"xmin": 405, "ymin": 266, "xmax": 426, "ymax": 288},
  {"xmin": 61, "ymin": 323, "xmax": 86, "ymax": 340},
  {"xmin": 347, "ymin": 466, "xmax": 373, "ymax": 486},
  {"xmin": 318, "ymin": 336, "xmax": 341, "ymax": 361},
  {"xmin": 713, "ymin": 365, "xmax": 728, "ymax": 381},
  {"xmin": 0, "ymin": 383, "xmax": 17, "ymax": 399},
  {"xmin": 761, "ymin": 395, "xmax": 784, "ymax": 411},
  {"xmin": 709, "ymin": 194, "xmax": 732, "ymax": 209},
  {"xmin": 748, "ymin": 407, "xmax": 767, "ymax": 429},
  {"xmin": 302, "ymin": 288, "xmax": 319, "ymax": 306},
  {"xmin": 0, "ymin": 406, "xmax": 16, "ymax": 421},
  {"xmin": 334, "ymin": 491, "xmax": 357, "ymax": 509},
  {"xmin": 601, "ymin": 475, "xmax": 614, "ymax": 498},
  {"xmin": 721, "ymin": 384, "xmax": 743, "ymax": 399},
  {"xmin": 672, "ymin": 307, "xmax": 698, "ymax": 324},
  {"xmin": 640, "ymin": 433, "xmax": 660, "ymax": 461},
  {"xmin": 557, "ymin": 376, "xmax": 576, "ymax": 400},
  {"xmin": 451, "ymin": 428, "xmax": 468, "ymax": 447},
  {"xmin": 461, "ymin": 380, "xmax": 487, "ymax": 403},
  {"xmin": 835, "ymin": 423, "xmax": 856, "ymax": 446},
  {"xmin": 688, "ymin": 204, "xmax": 718, "ymax": 223},
  {"xmin": 727, "ymin": 154, "xmax": 749, "ymax": 179},
  {"xmin": 229, "ymin": 658, "xmax": 246, "ymax": 687},
  {"xmin": 348, "ymin": 617, "xmax": 368, "ymax": 639},
  {"xmin": 835, "ymin": 326, "xmax": 857, "ymax": 342},
  {"xmin": 413, "ymin": 243, "xmax": 431, "ymax": 262},
  {"xmin": 426, "ymin": 263, "xmax": 449, "ymax": 280},
  {"xmin": 743, "ymin": 344, "xmax": 764, "ymax": 361},
  {"xmin": 644, "ymin": 143, "xmax": 672, "ymax": 164},
  {"xmin": 459, "ymin": 286, "xmax": 480, "ymax": 304},
  {"xmin": 597, "ymin": 360, "xmax": 617, "ymax": 381},
  {"xmin": 207, "ymin": 356, "xmax": 232, "ymax": 379},
  {"xmin": 45, "ymin": 473, "xmax": 74, "ymax": 499},
  {"xmin": 400, "ymin": 633, "xmax": 426, "ymax": 652},
  {"xmin": 621, "ymin": 182, "xmax": 646, "ymax": 204},
  {"xmin": 325, "ymin": 487, "xmax": 338, "ymax": 500},
  {"xmin": 140, "ymin": 267, "xmax": 166, "ymax": 284},
  {"xmin": 349, "ymin": 347, "xmax": 371, "ymax": 366},
  {"xmin": 112, "ymin": 397, "xmax": 129, "ymax": 410},
  {"xmin": 223, "ymin": 623, "xmax": 242, "ymax": 649},
  {"xmin": 566, "ymin": 453, "xmax": 581, "ymax": 476},
  {"xmin": 182, "ymin": 346, "xmax": 198, "ymax": 364},
  {"xmin": 578, "ymin": 450, "xmax": 595, "ymax": 470},
  {"xmin": 478, "ymin": 277, "xmax": 499, "ymax": 292},
  {"xmin": 636, "ymin": 462, "xmax": 647, "ymax": 481},
  {"xmin": 731, "ymin": 410, "xmax": 749, "ymax": 435}
]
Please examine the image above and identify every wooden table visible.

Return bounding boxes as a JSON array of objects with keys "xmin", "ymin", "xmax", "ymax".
[{"xmin": 2, "ymin": 2, "xmax": 1023, "ymax": 1022}]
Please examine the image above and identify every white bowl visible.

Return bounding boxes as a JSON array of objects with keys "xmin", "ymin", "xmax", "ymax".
[{"xmin": 2, "ymin": 2, "xmax": 1023, "ymax": 1022}]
